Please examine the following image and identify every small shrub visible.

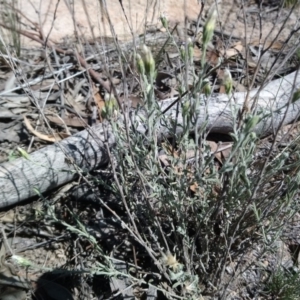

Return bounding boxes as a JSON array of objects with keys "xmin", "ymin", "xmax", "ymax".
[{"xmin": 265, "ymin": 269, "xmax": 300, "ymax": 300}]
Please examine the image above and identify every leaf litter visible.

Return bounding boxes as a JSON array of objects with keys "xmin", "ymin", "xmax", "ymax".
[{"xmin": 0, "ymin": 1, "xmax": 300, "ymax": 298}]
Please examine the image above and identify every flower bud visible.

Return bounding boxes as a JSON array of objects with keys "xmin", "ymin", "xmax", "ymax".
[
  {"xmin": 180, "ymin": 44, "xmax": 186, "ymax": 61},
  {"xmin": 249, "ymin": 132, "xmax": 257, "ymax": 140},
  {"xmin": 245, "ymin": 115, "xmax": 260, "ymax": 132},
  {"xmin": 136, "ymin": 53, "xmax": 145, "ymax": 75},
  {"xmin": 223, "ymin": 68, "xmax": 233, "ymax": 95},
  {"xmin": 296, "ymin": 49, "xmax": 300, "ymax": 61},
  {"xmin": 160, "ymin": 13, "xmax": 168, "ymax": 29},
  {"xmin": 292, "ymin": 88, "xmax": 300, "ymax": 103},
  {"xmin": 102, "ymin": 94, "xmax": 118, "ymax": 118},
  {"xmin": 187, "ymin": 38, "xmax": 194, "ymax": 63},
  {"xmin": 142, "ymin": 45, "xmax": 155, "ymax": 79},
  {"xmin": 182, "ymin": 101, "xmax": 190, "ymax": 116},
  {"xmin": 202, "ymin": 4, "xmax": 218, "ymax": 46},
  {"xmin": 178, "ymin": 85, "xmax": 184, "ymax": 95},
  {"xmin": 12, "ymin": 255, "xmax": 32, "ymax": 267},
  {"xmin": 202, "ymin": 80, "xmax": 212, "ymax": 97},
  {"xmin": 17, "ymin": 147, "xmax": 30, "ymax": 160}
]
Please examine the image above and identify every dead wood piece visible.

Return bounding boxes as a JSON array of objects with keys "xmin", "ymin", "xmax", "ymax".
[
  {"xmin": 0, "ymin": 124, "xmax": 114, "ymax": 208},
  {"xmin": 0, "ymin": 70, "xmax": 300, "ymax": 208},
  {"xmin": 110, "ymin": 258, "xmax": 135, "ymax": 299}
]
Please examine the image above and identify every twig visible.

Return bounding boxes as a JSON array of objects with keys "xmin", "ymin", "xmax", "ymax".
[{"xmin": 0, "ymin": 22, "xmax": 112, "ymax": 92}]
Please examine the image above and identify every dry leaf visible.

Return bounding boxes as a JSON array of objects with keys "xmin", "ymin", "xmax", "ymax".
[
  {"xmin": 64, "ymin": 90, "xmax": 86, "ymax": 116},
  {"xmin": 161, "ymin": 142, "xmax": 178, "ymax": 157},
  {"xmin": 190, "ymin": 182, "xmax": 198, "ymax": 192},
  {"xmin": 206, "ymin": 49, "xmax": 220, "ymax": 66},
  {"xmin": 159, "ymin": 154, "xmax": 170, "ymax": 167},
  {"xmin": 0, "ymin": 94, "xmax": 30, "ymax": 108},
  {"xmin": 46, "ymin": 115, "xmax": 87, "ymax": 128},
  {"xmin": 218, "ymin": 142, "xmax": 232, "ymax": 160},
  {"xmin": 168, "ymin": 52, "xmax": 180, "ymax": 59},
  {"xmin": 0, "ymin": 108, "xmax": 17, "ymax": 118},
  {"xmin": 193, "ymin": 46, "xmax": 202, "ymax": 61},
  {"xmin": 233, "ymin": 80, "xmax": 247, "ymax": 92},
  {"xmin": 207, "ymin": 141, "xmax": 223, "ymax": 164},
  {"xmin": 0, "ymin": 210, "xmax": 26, "ymax": 223},
  {"xmin": 219, "ymin": 42, "xmax": 244, "ymax": 59},
  {"xmin": 119, "ymin": 94, "xmax": 143, "ymax": 108},
  {"xmin": 23, "ymin": 115, "xmax": 62, "ymax": 142},
  {"xmin": 125, "ymin": 95, "xmax": 143, "ymax": 108},
  {"xmin": 249, "ymin": 39, "xmax": 283, "ymax": 51},
  {"xmin": 207, "ymin": 141, "xmax": 218, "ymax": 152},
  {"xmin": 245, "ymin": 50, "xmax": 258, "ymax": 68}
]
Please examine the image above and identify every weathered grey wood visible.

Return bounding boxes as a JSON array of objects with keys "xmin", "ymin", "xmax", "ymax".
[
  {"xmin": 0, "ymin": 125, "xmax": 115, "ymax": 208},
  {"xmin": 154, "ymin": 70, "xmax": 300, "ymax": 138},
  {"xmin": 0, "ymin": 70, "xmax": 300, "ymax": 208}
]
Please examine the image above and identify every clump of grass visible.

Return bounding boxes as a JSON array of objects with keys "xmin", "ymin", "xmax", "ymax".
[
  {"xmin": 0, "ymin": 0, "xmax": 21, "ymax": 57},
  {"xmin": 265, "ymin": 269, "xmax": 300, "ymax": 300},
  {"xmin": 283, "ymin": 0, "xmax": 299, "ymax": 8}
]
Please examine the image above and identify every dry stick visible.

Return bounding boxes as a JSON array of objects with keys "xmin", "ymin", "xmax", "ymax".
[{"xmin": 0, "ymin": 23, "xmax": 112, "ymax": 93}]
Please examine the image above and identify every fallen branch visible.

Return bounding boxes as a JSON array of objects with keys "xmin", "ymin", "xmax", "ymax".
[{"xmin": 0, "ymin": 70, "xmax": 300, "ymax": 208}]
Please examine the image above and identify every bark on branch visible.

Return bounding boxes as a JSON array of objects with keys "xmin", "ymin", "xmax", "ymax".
[{"xmin": 0, "ymin": 70, "xmax": 300, "ymax": 208}]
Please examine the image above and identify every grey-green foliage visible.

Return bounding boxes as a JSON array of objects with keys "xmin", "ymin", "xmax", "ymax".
[
  {"xmin": 103, "ymin": 23, "xmax": 300, "ymax": 298},
  {"xmin": 43, "ymin": 4, "xmax": 300, "ymax": 298},
  {"xmin": 109, "ymin": 74, "xmax": 300, "ymax": 299}
]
